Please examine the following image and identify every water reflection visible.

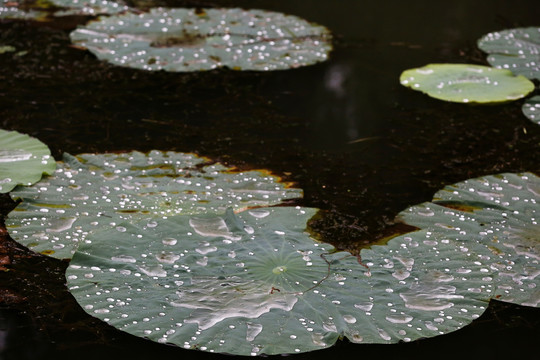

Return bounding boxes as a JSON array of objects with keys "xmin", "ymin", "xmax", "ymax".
[{"xmin": 0, "ymin": 309, "xmax": 50, "ymax": 359}]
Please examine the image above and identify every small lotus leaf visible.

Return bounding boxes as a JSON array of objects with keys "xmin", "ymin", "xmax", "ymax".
[
  {"xmin": 522, "ymin": 95, "xmax": 540, "ymax": 125},
  {"xmin": 478, "ymin": 27, "xmax": 540, "ymax": 80},
  {"xmin": 69, "ymin": 7, "xmax": 332, "ymax": 72},
  {"xmin": 66, "ymin": 206, "xmax": 492, "ymax": 355},
  {"xmin": 0, "ymin": 129, "xmax": 56, "ymax": 193},
  {"xmin": 397, "ymin": 172, "xmax": 540, "ymax": 307},
  {"xmin": 400, "ymin": 63, "xmax": 534, "ymax": 103},
  {"xmin": 6, "ymin": 150, "xmax": 301, "ymax": 259}
]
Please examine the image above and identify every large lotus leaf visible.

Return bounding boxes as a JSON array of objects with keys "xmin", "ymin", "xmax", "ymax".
[
  {"xmin": 6, "ymin": 150, "xmax": 301, "ymax": 259},
  {"xmin": 477, "ymin": 27, "xmax": 540, "ymax": 80},
  {"xmin": 69, "ymin": 7, "xmax": 332, "ymax": 72},
  {"xmin": 66, "ymin": 206, "xmax": 492, "ymax": 355},
  {"xmin": 0, "ymin": 129, "xmax": 56, "ymax": 193},
  {"xmin": 399, "ymin": 63, "xmax": 534, "ymax": 103},
  {"xmin": 397, "ymin": 172, "xmax": 540, "ymax": 307},
  {"xmin": 522, "ymin": 95, "xmax": 540, "ymax": 125}
]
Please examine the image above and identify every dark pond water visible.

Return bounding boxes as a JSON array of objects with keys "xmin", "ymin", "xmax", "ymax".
[{"xmin": 1, "ymin": 0, "xmax": 539, "ymax": 359}]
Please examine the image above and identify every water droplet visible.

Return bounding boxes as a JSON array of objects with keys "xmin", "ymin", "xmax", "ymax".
[
  {"xmin": 354, "ymin": 301, "xmax": 373, "ymax": 312},
  {"xmin": 392, "ymin": 270, "xmax": 411, "ymax": 280},
  {"xmin": 156, "ymin": 252, "xmax": 180, "ymax": 264},
  {"xmin": 46, "ymin": 217, "xmax": 77, "ymax": 233},
  {"xmin": 385, "ymin": 314, "xmax": 414, "ymax": 324},
  {"xmin": 248, "ymin": 209, "xmax": 270, "ymax": 218},
  {"xmin": 111, "ymin": 255, "xmax": 137, "ymax": 263},
  {"xmin": 343, "ymin": 315, "xmax": 357, "ymax": 324},
  {"xmin": 400, "ymin": 284, "xmax": 463, "ymax": 311},
  {"xmin": 195, "ymin": 246, "xmax": 218, "ymax": 255},
  {"xmin": 246, "ymin": 323, "xmax": 263, "ymax": 341},
  {"xmin": 378, "ymin": 329, "xmax": 392, "ymax": 341},
  {"xmin": 311, "ymin": 333, "xmax": 326, "ymax": 347},
  {"xmin": 162, "ymin": 237, "xmax": 178, "ymax": 246},
  {"xmin": 138, "ymin": 265, "xmax": 167, "ymax": 277}
]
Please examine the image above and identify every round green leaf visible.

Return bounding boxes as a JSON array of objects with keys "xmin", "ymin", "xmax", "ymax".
[
  {"xmin": 66, "ymin": 206, "xmax": 492, "ymax": 355},
  {"xmin": 400, "ymin": 63, "xmax": 534, "ymax": 103},
  {"xmin": 6, "ymin": 150, "xmax": 301, "ymax": 259},
  {"xmin": 69, "ymin": 7, "xmax": 332, "ymax": 72},
  {"xmin": 478, "ymin": 27, "xmax": 540, "ymax": 80},
  {"xmin": 397, "ymin": 172, "xmax": 540, "ymax": 307},
  {"xmin": 522, "ymin": 95, "xmax": 540, "ymax": 125},
  {"xmin": 0, "ymin": 129, "xmax": 56, "ymax": 193}
]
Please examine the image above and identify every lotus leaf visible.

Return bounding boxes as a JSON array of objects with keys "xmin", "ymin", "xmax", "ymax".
[
  {"xmin": 66, "ymin": 206, "xmax": 492, "ymax": 355},
  {"xmin": 399, "ymin": 63, "xmax": 534, "ymax": 103},
  {"xmin": 69, "ymin": 7, "xmax": 332, "ymax": 72},
  {"xmin": 6, "ymin": 150, "xmax": 301, "ymax": 259},
  {"xmin": 0, "ymin": 129, "xmax": 56, "ymax": 193},
  {"xmin": 397, "ymin": 172, "xmax": 540, "ymax": 307},
  {"xmin": 478, "ymin": 27, "xmax": 540, "ymax": 80},
  {"xmin": 0, "ymin": 0, "xmax": 48, "ymax": 21},
  {"xmin": 50, "ymin": 0, "xmax": 130, "ymax": 16},
  {"xmin": 522, "ymin": 95, "xmax": 540, "ymax": 125}
]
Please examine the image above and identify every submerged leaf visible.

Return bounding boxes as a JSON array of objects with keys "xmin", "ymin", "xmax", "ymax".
[
  {"xmin": 397, "ymin": 172, "xmax": 540, "ymax": 307},
  {"xmin": 66, "ymin": 206, "xmax": 492, "ymax": 355},
  {"xmin": 522, "ymin": 95, "xmax": 540, "ymax": 125},
  {"xmin": 6, "ymin": 150, "xmax": 301, "ymax": 259},
  {"xmin": 400, "ymin": 63, "xmax": 534, "ymax": 103},
  {"xmin": 0, "ymin": 129, "xmax": 56, "ymax": 193},
  {"xmin": 69, "ymin": 7, "xmax": 332, "ymax": 72},
  {"xmin": 478, "ymin": 27, "xmax": 540, "ymax": 80}
]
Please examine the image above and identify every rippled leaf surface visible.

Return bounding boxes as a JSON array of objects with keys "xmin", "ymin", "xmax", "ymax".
[
  {"xmin": 522, "ymin": 95, "xmax": 540, "ymax": 125},
  {"xmin": 66, "ymin": 206, "xmax": 492, "ymax": 355},
  {"xmin": 6, "ymin": 150, "xmax": 301, "ymax": 259},
  {"xmin": 478, "ymin": 27, "xmax": 540, "ymax": 80},
  {"xmin": 397, "ymin": 172, "xmax": 540, "ymax": 307},
  {"xmin": 400, "ymin": 63, "xmax": 534, "ymax": 103},
  {"xmin": 69, "ymin": 7, "xmax": 332, "ymax": 72},
  {"xmin": 0, "ymin": 129, "xmax": 56, "ymax": 193}
]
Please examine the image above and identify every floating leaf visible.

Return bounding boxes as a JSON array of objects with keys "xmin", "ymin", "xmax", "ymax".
[
  {"xmin": 522, "ymin": 95, "xmax": 540, "ymax": 125},
  {"xmin": 0, "ymin": 129, "xmax": 56, "ymax": 193},
  {"xmin": 69, "ymin": 7, "xmax": 332, "ymax": 72},
  {"xmin": 6, "ymin": 150, "xmax": 301, "ymax": 259},
  {"xmin": 400, "ymin": 63, "xmax": 534, "ymax": 103},
  {"xmin": 397, "ymin": 172, "xmax": 540, "ymax": 307},
  {"xmin": 66, "ymin": 206, "xmax": 492, "ymax": 355},
  {"xmin": 49, "ymin": 0, "xmax": 130, "ymax": 16},
  {"xmin": 0, "ymin": 0, "xmax": 49, "ymax": 21},
  {"xmin": 478, "ymin": 27, "xmax": 540, "ymax": 80}
]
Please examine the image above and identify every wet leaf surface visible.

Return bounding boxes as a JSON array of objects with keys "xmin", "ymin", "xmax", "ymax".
[
  {"xmin": 400, "ymin": 63, "xmax": 534, "ymax": 103},
  {"xmin": 6, "ymin": 150, "xmax": 301, "ymax": 259},
  {"xmin": 478, "ymin": 26, "xmax": 540, "ymax": 80},
  {"xmin": 522, "ymin": 95, "xmax": 540, "ymax": 125},
  {"xmin": 70, "ymin": 7, "xmax": 332, "ymax": 72},
  {"xmin": 397, "ymin": 172, "xmax": 540, "ymax": 307},
  {"xmin": 0, "ymin": 129, "xmax": 56, "ymax": 193},
  {"xmin": 67, "ymin": 206, "xmax": 493, "ymax": 355}
]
